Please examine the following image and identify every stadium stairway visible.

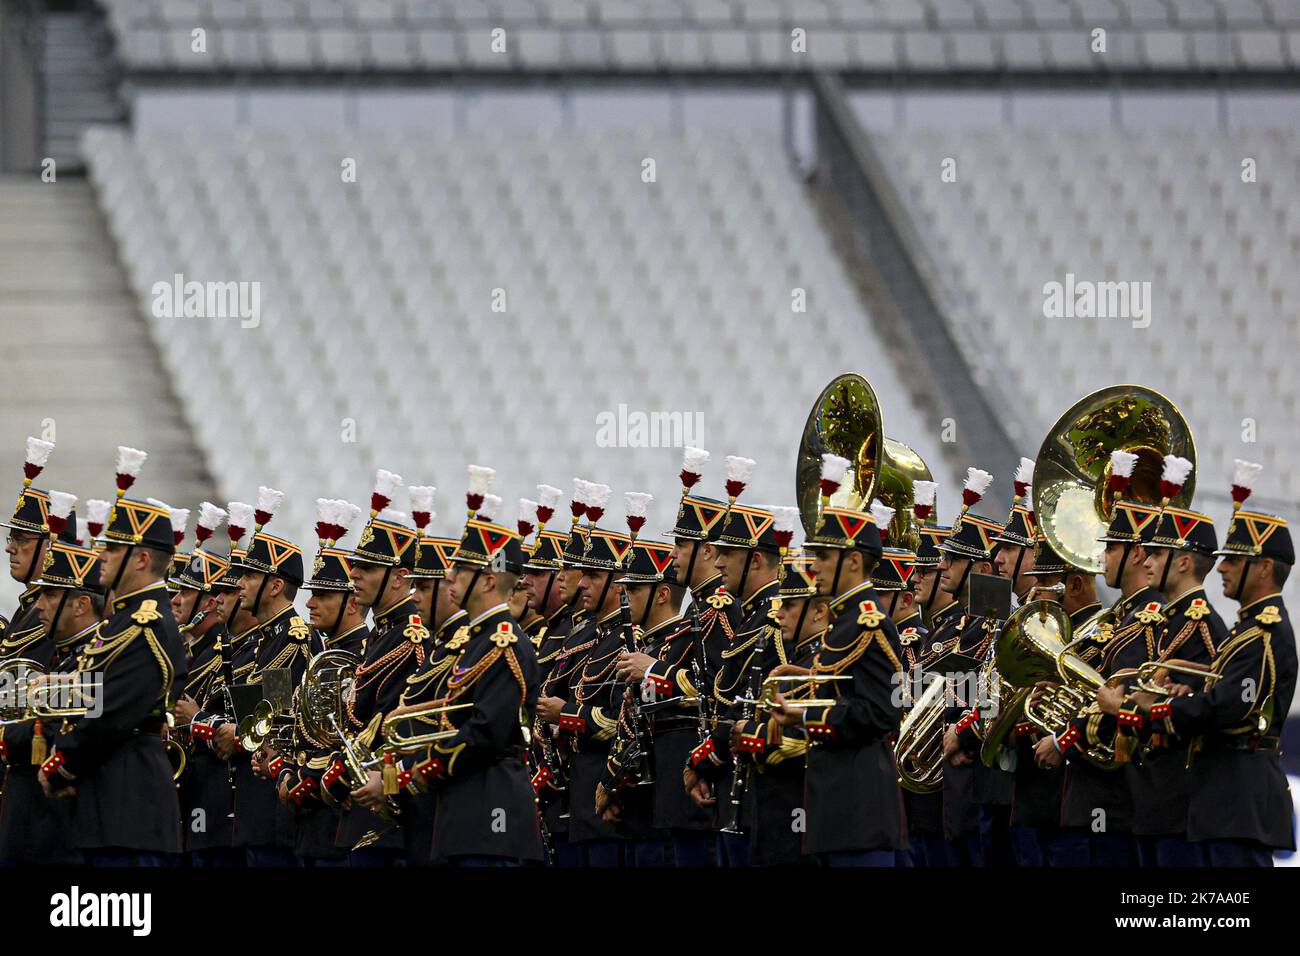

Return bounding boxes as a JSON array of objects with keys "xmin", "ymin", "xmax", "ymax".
[
  {"xmin": 0, "ymin": 175, "xmax": 216, "ymax": 607},
  {"xmin": 43, "ymin": 4, "xmax": 124, "ymax": 173}
]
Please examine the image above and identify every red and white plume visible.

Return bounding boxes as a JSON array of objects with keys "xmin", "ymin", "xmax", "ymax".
[
  {"xmin": 371, "ymin": 469, "xmax": 403, "ymax": 518},
  {"xmin": 338, "ymin": 501, "xmax": 363, "ymax": 543},
  {"xmin": 1159, "ymin": 455, "xmax": 1193, "ymax": 503},
  {"xmin": 476, "ymin": 494, "xmax": 501, "ymax": 523},
  {"xmin": 870, "ymin": 499, "xmax": 896, "ymax": 544},
  {"xmin": 724, "ymin": 456, "xmax": 756, "ymax": 505},
  {"xmin": 961, "ymin": 467, "xmax": 994, "ymax": 512},
  {"xmin": 585, "ymin": 483, "xmax": 612, "ymax": 525},
  {"xmin": 76, "ymin": 518, "xmax": 89, "ymax": 547},
  {"xmin": 820, "ymin": 453, "xmax": 852, "ymax": 502},
  {"xmin": 47, "ymin": 490, "xmax": 77, "ymax": 538},
  {"xmin": 169, "ymin": 506, "xmax": 190, "ymax": 546},
  {"xmin": 912, "ymin": 480, "xmax": 937, "ymax": 522},
  {"xmin": 114, "ymin": 445, "xmax": 147, "ymax": 499},
  {"xmin": 1231, "ymin": 459, "xmax": 1262, "ymax": 510},
  {"xmin": 196, "ymin": 502, "xmax": 227, "ymax": 545},
  {"xmin": 23, "ymin": 436, "xmax": 55, "ymax": 487},
  {"xmin": 570, "ymin": 478, "xmax": 591, "ymax": 526},
  {"xmin": 624, "ymin": 492, "xmax": 654, "ymax": 540},
  {"xmin": 315, "ymin": 498, "xmax": 343, "ymax": 547},
  {"xmin": 408, "ymin": 485, "xmax": 436, "ymax": 531},
  {"xmin": 536, "ymin": 484, "xmax": 563, "ymax": 531},
  {"xmin": 771, "ymin": 506, "xmax": 799, "ymax": 552},
  {"xmin": 465, "ymin": 465, "xmax": 494, "ymax": 518},
  {"xmin": 518, "ymin": 498, "xmax": 540, "ymax": 538},
  {"xmin": 227, "ymin": 501, "xmax": 255, "ymax": 546},
  {"xmin": 85, "ymin": 499, "xmax": 111, "ymax": 539},
  {"xmin": 254, "ymin": 485, "xmax": 283, "ymax": 531},
  {"xmin": 680, "ymin": 446, "xmax": 710, "ymax": 496},
  {"xmin": 1107, "ymin": 450, "xmax": 1139, "ymax": 496},
  {"xmin": 1013, "ymin": 457, "xmax": 1035, "ymax": 503}
]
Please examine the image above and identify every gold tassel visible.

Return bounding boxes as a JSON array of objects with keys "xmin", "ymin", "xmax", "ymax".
[
  {"xmin": 381, "ymin": 752, "xmax": 399, "ymax": 795},
  {"xmin": 1113, "ymin": 729, "xmax": 1136, "ymax": 765},
  {"xmin": 31, "ymin": 721, "xmax": 47, "ymax": 766}
]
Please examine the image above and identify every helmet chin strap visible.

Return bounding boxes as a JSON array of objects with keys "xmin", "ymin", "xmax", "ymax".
[
  {"xmin": 1233, "ymin": 559, "xmax": 1252, "ymax": 603},
  {"xmin": 186, "ymin": 589, "xmax": 202, "ymax": 625},
  {"xmin": 22, "ymin": 539, "xmax": 44, "ymax": 584},
  {"xmin": 1156, "ymin": 549, "xmax": 1175, "ymax": 594},
  {"xmin": 734, "ymin": 549, "xmax": 754, "ymax": 604},
  {"xmin": 1112, "ymin": 541, "xmax": 1135, "ymax": 591},
  {"xmin": 251, "ymin": 573, "xmax": 271, "ymax": 618},
  {"xmin": 459, "ymin": 566, "xmax": 483, "ymax": 610},
  {"xmin": 953, "ymin": 556, "xmax": 975, "ymax": 604},
  {"xmin": 539, "ymin": 571, "xmax": 556, "ymax": 615},
  {"xmin": 107, "ymin": 544, "xmax": 135, "ymax": 603},
  {"xmin": 683, "ymin": 540, "xmax": 702, "ymax": 591},
  {"xmin": 793, "ymin": 597, "xmax": 811, "ymax": 642},
  {"xmin": 330, "ymin": 591, "xmax": 348, "ymax": 636},
  {"xmin": 638, "ymin": 586, "xmax": 654, "ymax": 629},
  {"xmin": 49, "ymin": 589, "xmax": 70, "ymax": 639},
  {"xmin": 886, "ymin": 591, "xmax": 900, "ymax": 618},
  {"xmin": 829, "ymin": 549, "xmax": 847, "ymax": 599},
  {"xmin": 595, "ymin": 569, "xmax": 614, "ymax": 618}
]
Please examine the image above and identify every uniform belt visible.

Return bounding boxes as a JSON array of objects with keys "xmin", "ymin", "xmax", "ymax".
[{"xmin": 1207, "ymin": 734, "xmax": 1279, "ymax": 753}]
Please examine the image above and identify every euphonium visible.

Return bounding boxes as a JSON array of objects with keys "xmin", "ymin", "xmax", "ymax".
[
  {"xmin": 992, "ymin": 599, "xmax": 1129, "ymax": 770},
  {"xmin": 896, "ymin": 672, "xmax": 948, "ymax": 793},
  {"xmin": 297, "ymin": 648, "xmax": 359, "ymax": 748}
]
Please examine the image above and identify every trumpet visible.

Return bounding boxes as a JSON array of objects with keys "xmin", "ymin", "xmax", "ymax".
[
  {"xmin": 0, "ymin": 663, "xmax": 96, "ymax": 727},
  {"xmin": 380, "ymin": 700, "xmax": 475, "ymax": 753},
  {"xmin": 744, "ymin": 674, "xmax": 851, "ymax": 711}
]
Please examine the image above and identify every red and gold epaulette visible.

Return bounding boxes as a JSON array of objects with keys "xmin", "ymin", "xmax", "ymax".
[{"xmin": 1135, "ymin": 602, "xmax": 1164, "ymax": 625}]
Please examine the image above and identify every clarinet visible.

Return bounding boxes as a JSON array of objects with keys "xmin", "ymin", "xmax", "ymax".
[
  {"xmin": 688, "ymin": 598, "xmax": 712, "ymax": 743},
  {"xmin": 618, "ymin": 588, "xmax": 655, "ymax": 786},
  {"xmin": 720, "ymin": 618, "xmax": 772, "ymax": 835}
]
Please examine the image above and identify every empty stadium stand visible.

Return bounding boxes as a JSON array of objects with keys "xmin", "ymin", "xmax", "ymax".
[
  {"xmin": 98, "ymin": 0, "xmax": 1300, "ymax": 74},
  {"xmin": 82, "ymin": 125, "xmax": 958, "ymax": 549}
]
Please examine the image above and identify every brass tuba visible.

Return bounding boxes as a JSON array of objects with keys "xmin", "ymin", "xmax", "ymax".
[
  {"xmin": 795, "ymin": 373, "xmax": 932, "ymax": 548},
  {"xmin": 1032, "ymin": 385, "xmax": 1196, "ymax": 574},
  {"xmin": 896, "ymin": 672, "xmax": 948, "ymax": 793}
]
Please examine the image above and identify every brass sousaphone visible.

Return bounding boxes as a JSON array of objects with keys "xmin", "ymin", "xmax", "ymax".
[
  {"xmin": 1032, "ymin": 385, "xmax": 1196, "ymax": 574},
  {"xmin": 795, "ymin": 373, "xmax": 932, "ymax": 547}
]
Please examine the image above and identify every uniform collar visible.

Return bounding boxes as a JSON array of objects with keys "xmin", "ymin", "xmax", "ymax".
[
  {"xmin": 692, "ymin": 573, "xmax": 724, "ymax": 599},
  {"xmin": 1163, "ymin": 586, "xmax": 1207, "ymax": 614},
  {"xmin": 110, "ymin": 580, "xmax": 169, "ymax": 614},
  {"xmin": 326, "ymin": 621, "xmax": 368, "ymax": 648},
  {"xmin": 1069, "ymin": 601, "xmax": 1104, "ymax": 627},
  {"xmin": 893, "ymin": 609, "xmax": 923, "ymax": 631},
  {"xmin": 256, "ymin": 602, "xmax": 295, "ymax": 632},
  {"xmin": 374, "ymin": 594, "xmax": 417, "ymax": 628},
  {"xmin": 1237, "ymin": 592, "xmax": 1284, "ymax": 622},
  {"xmin": 434, "ymin": 609, "xmax": 469, "ymax": 640},
  {"xmin": 546, "ymin": 603, "xmax": 571, "ymax": 627},
  {"xmin": 930, "ymin": 598, "xmax": 961, "ymax": 623},
  {"xmin": 598, "ymin": 606, "xmax": 623, "ymax": 628},
  {"xmin": 57, "ymin": 620, "xmax": 100, "ymax": 650},
  {"xmin": 830, "ymin": 579, "xmax": 874, "ymax": 615},
  {"xmin": 1114, "ymin": 585, "xmax": 1162, "ymax": 618},
  {"xmin": 641, "ymin": 614, "xmax": 686, "ymax": 643},
  {"xmin": 740, "ymin": 579, "xmax": 779, "ymax": 617},
  {"xmin": 467, "ymin": 602, "xmax": 510, "ymax": 629}
]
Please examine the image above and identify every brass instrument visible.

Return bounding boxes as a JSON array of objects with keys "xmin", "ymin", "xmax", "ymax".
[
  {"xmin": 237, "ymin": 699, "xmax": 274, "ymax": 751},
  {"xmin": 992, "ymin": 600, "xmax": 1132, "ymax": 769},
  {"xmin": 751, "ymin": 673, "xmax": 850, "ymax": 710},
  {"xmin": 380, "ymin": 700, "xmax": 475, "ymax": 753},
  {"xmin": 896, "ymin": 672, "xmax": 948, "ymax": 792},
  {"xmin": 296, "ymin": 648, "xmax": 359, "ymax": 749},
  {"xmin": 1032, "ymin": 385, "xmax": 1196, "ymax": 574},
  {"xmin": 1134, "ymin": 658, "xmax": 1270, "ymax": 736},
  {"xmin": 795, "ymin": 373, "xmax": 933, "ymax": 548}
]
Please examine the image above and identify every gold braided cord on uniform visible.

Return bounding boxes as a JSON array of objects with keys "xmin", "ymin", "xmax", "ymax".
[
  {"xmin": 443, "ymin": 643, "xmax": 528, "ymax": 719},
  {"xmin": 184, "ymin": 649, "xmax": 222, "ymax": 698},
  {"xmin": 812, "ymin": 626, "xmax": 903, "ymax": 679},
  {"xmin": 346, "ymin": 636, "xmax": 427, "ymax": 729},
  {"xmin": 1157, "ymin": 618, "xmax": 1219, "ymax": 663},
  {"xmin": 1100, "ymin": 618, "xmax": 1157, "ymax": 674}
]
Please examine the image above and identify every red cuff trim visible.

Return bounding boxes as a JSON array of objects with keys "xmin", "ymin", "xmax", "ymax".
[
  {"xmin": 558, "ymin": 714, "xmax": 586, "ymax": 734},
  {"xmin": 321, "ymin": 759, "xmax": 346, "ymax": 789},
  {"xmin": 1013, "ymin": 721, "xmax": 1036, "ymax": 738},
  {"xmin": 531, "ymin": 766, "xmax": 554, "ymax": 793},
  {"xmin": 647, "ymin": 673, "xmax": 675, "ymax": 696},
  {"xmin": 417, "ymin": 756, "xmax": 444, "ymax": 782},
  {"xmin": 289, "ymin": 776, "xmax": 318, "ymax": 805},
  {"xmin": 41, "ymin": 751, "xmax": 69, "ymax": 778},
  {"xmin": 1149, "ymin": 701, "xmax": 1172, "ymax": 721},
  {"xmin": 1057, "ymin": 726, "xmax": 1080, "ymax": 752},
  {"xmin": 191, "ymin": 720, "xmax": 217, "ymax": 741},
  {"xmin": 737, "ymin": 733, "xmax": 765, "ymax": 754},
  {"xmin": 954, "ymin": 709, "xmax": 980, "ymax": 734},
  {"xmin": 806, "ymin": 721, "xmax": 834, "ymax": 740},
  {"xmin": 1116, "ymin": 707, "xmax": 1144, "ymax": 729},
  {"xmin": 267, "ymin": 755, "xmax": 285, "ymax": 775},
  {"xmin": 689, "ymin": 737, "xmax": 720, "ymax": 767}
]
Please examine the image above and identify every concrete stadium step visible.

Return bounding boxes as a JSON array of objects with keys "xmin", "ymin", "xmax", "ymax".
[{"xmin": 0, "ymin": 174, "xmax": 216, "ymax": 612}]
